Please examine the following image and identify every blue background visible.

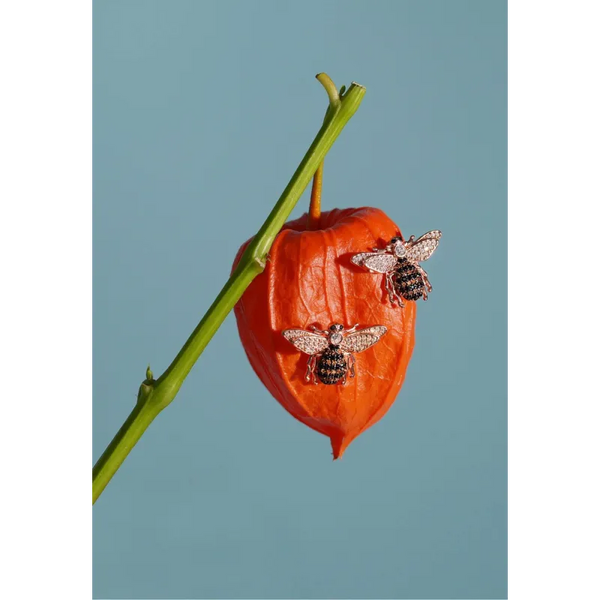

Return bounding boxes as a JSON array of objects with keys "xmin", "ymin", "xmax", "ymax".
[{"xmin": 93, "ymin": 1, "xmax": 507, "ymax": 598}]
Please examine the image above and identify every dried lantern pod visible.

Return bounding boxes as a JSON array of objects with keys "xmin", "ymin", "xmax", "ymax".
[{"xmin": 232, "ymin": 207, "xmax": 416, "ymax": 458}]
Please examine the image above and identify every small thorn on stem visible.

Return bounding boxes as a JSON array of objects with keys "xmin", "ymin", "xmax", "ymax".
[{"xmin": 146, "ymin": 365, "xmax": 154, "ymax": 381}]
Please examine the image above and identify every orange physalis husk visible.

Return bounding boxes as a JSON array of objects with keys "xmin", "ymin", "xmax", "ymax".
[{"xmin": 232, "ymin": 207, "xmax": 416, "ymax": 458}]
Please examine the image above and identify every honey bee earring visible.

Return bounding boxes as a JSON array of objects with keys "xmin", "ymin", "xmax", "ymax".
[
  {"xmin": 351, "ymin": 230, "xmax": 441, "ymax": 307},
  {"xmin": 282, "ymin": 323, "xmax": 387, "ymax": 385}
]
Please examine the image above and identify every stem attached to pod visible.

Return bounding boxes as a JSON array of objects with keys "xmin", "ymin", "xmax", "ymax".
[
  {"xmin": 306, "ymin": 73, "xmax": 344, "ymax": 231},
  {"xmin": 307, "ymin": 162, "xmax": 324, "ymax": 230}
]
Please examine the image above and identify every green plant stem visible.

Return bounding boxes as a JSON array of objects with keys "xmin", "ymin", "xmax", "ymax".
[{"xmin": 93, "ymin": 74, "xmax": 365, "ymax": 504}]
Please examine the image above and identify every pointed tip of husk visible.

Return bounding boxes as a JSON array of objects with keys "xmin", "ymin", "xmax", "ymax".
[{"xmin": 330, "ymin": 433, "xmax": 353, "ymax": 460}]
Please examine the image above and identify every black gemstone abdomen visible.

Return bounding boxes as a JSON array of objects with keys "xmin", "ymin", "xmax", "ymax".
[
  {"xmin": 316, "ymin": 346, "xmax": 347, "ymax": 385},
  {"xmin": 393, "ymin": 258, "xmax": 425, "ymax": 301}
]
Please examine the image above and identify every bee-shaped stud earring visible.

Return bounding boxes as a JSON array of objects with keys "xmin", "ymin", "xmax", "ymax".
[
  {"xmin": 351, "ymin": 230, "xmax": 441, "ymax": 307},
  {"xmin": 282, "ymin": 323, "xmax": 387, "ymax": 385}
]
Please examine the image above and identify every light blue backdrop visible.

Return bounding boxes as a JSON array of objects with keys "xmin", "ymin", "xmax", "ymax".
[{"xmin": 93, "ymin": 1, "xmax": 507, "ymax": 598}]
